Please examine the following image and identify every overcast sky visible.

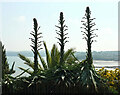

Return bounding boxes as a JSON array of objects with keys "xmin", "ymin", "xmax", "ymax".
[{"xmin": 0, "ymin": 1, "xmax": 118, "ymax": 52}]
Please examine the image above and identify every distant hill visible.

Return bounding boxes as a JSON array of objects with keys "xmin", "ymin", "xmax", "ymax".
[
  {"xmin": 75, "ymin": 51, "xmax": 119, "ymax": 61},
  {"xmin": 6, "ymin": 51, "xmax": 120, "ymax": 61}
]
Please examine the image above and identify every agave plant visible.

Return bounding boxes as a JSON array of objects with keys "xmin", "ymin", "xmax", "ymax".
[
  {"xmin": 37, "ymin": 41, "xmax": 59, "ymax": 70},
  {"xmin": 17, "ymin": 41, "xmax": 76, "ymax": 94},
  {"xmin": 75, "ymin": 6, "xmax": 114, "ymax": 94},
  {"xmin": 38, "ymin": 41, "xmax": 76, "ymax": 69},
  {"xmin": 18, "ymin": 41, "xmax": 75, "ymax": 74},
  {"xmin": 18, "ymin": 18, "xmax": 43, "ymax": 76},
  {"xmin": 18, "ymin": 54, "xmax": 42, "ymax": 75}
]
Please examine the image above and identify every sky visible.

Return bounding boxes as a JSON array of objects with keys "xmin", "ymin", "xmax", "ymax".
[{"xmin": 0, "ymin": 1, "xmax": 118, "ymax": 52}]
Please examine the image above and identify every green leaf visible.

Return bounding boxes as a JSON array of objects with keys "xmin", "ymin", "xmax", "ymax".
[
  {"xmin": 71, "ymin": 52, "xmax": 80, "ymax": 63},
  {"xmin": 64, "ymin": 48, "xmax": 74, "ymax": 63},
  {"xmin": 24, "ymin": 62, "xmax": 34, "ymax": 70},
  {"xmin": 43, "ymin": 41, "xmax": 51, "ymax": 68},
  {"xmin": 15, "ymin": 68, "xmax": 30, "ymax": 78},
  {"xmin": 37, "ymin": 51, "xmax": 47, "ymax": 70},
  {"xmin": 18, "ymin": 67, "xmax": 33, "ymax": 75},
  {"xmin": 9, "ymin": 61, "xmax": 15, "ymax": 74},
  {"xmin": 90, "ymin": 70, "xmax": 98, "ymax": 92},
  {"xmin": 18, "ymin": 54, "xmax": 34, "ymax": 70},
  {"xmin": 38, "ymin": 63, "xmax": 43, "ymax": 70},
  {"xmin": 51, "ymin": 44, "xmax": 60, "ymax": 66},
  {"xmin": 51, "ymin": 44, "xmax": 56, "ymax": 66}
]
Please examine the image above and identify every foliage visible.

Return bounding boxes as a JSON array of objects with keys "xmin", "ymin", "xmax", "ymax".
[
  {"xmin": 78, "ymin": 7, "xmax": 115, "ymax": 94},
  {"xmin": 17, "ymin": 41, "xmax": 76, "ymax": 94},
  {"xmin": 43, "ymin": 64, "xmax": 75, "ymax": 94},
  {"xmin": 2, "ymin": 46, "xmax": 15, "ymax": 77},
  {"xmin": 97, "ymin": 67, "xmax": 120, "ymax": 93},
  {"xmin": 18, "ymin": 54, "xmax": 40, "ymax": 75},
  {"xmin": 38, "ymin": 41, "xmax": 75, "ymax": 70},
  {"xmin": 2, "ymin": 45, "xmax": 16, "ymax": 94},
  {"xmin": 3, "ymin": 7, "xmax": 119, "ymax": 95},
  {"xmin": 18, "ymin": 18, "xmax": 43, "ymax": 76},
  {"xmin": 75, "ymin": 61, "xmax": 115, "ymax": 94}
]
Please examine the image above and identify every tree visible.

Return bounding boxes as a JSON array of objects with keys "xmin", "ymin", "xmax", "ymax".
[
  {"xmin": 2, "ymin": 44, "xmax": 15, "ymax": 94},
  {"xmin": 55, "ymin": 12, "xmax": 69, "ymax": 64},
  {"xmin": 2, "ymin": 45, "xmax": 9, "ymax": 78},
  {"xmin": 29, "ymin": 18, "xmax": 43, "ymax": 73},
  {"xmin": 2, "ymin": 45, "xmax": 15, "ymax": 78},
  {"xmin": 81, "ymin": 7, "xmax": 98, "ymax": 65}
]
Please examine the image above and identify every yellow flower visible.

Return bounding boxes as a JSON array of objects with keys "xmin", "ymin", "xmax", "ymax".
[{"xmin": 102, "ymin": 67, "xmax": 104, "ymax": 70}]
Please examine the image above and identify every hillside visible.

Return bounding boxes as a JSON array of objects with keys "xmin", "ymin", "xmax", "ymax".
[{"xmin": 75, "ymin": 51, "xmax": 119, "ymax": 61}]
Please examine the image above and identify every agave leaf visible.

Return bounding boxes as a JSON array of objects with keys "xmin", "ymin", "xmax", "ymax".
[
  {"xmin": 18, "ymin": 54, "xmax": 34, "ymax": 69},
  {"xmin": 71, "ymin": 52, "xmax": 80, "ymax": 63},
  {"xmin": 54, "ymin": 45, "xmax": 60, "ymax": 64},
  {"xmin": 18, "ymin": 54, "xmax": 32, "ymax": 63},
  {"xmin": 51, "ymin": 44, "xmax": 60, "ymax": 66},
  {"xmin": 28, "ymin": 81, "xmax": 34, "ymax": 87},
  {"xmin": 90, "ymin": 70, "xmax": 98, "ymax": 92},
  {"xmin": 43, "ymin": 41, "xmax": 51, "ymax": 68},
  {"xmin": 51, "ymin": 44, "xmax": 56, "ymax": 56},
  {"xmin": 15, "ymin": 68, "xmax": 30, "ymax": 78},
  {"xmin": 18, "ymin": 67, "xmax": 33, "ymax": 75},
  {"xmin": 51, "ymin": 44, "xmax": 56, "ymax": 66},
  {"xmin": 9, "ymin": 61, "xmax": 15, "ymax": 74},
  {"xmin": 24, "ymin": 62, "xmax": 34, "ymax": 70},
  {"xmin": 63, "ymin": 48, "xmax": 74, "ymax": 63},
  {"xmin": 80, "ymin": 67, "xmax": 90, "ymax": 86},
  {"xmin": 37, "ymin": 51, "xmax": 47, "ymax": 70},
  {"xmin": 10, "ymin": 61, "xmax": 15, "ymax": 71},
  {"xmin": 38, "ymin": 63, "xmax": 43, "ymax": 70}
]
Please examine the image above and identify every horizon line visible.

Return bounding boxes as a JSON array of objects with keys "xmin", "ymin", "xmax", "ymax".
[{"xmin": 6, "ymin": 50, "xmax": 120, "ymax": 52}]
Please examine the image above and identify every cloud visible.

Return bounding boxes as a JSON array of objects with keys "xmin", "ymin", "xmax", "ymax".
[{"xmin": 16, "ymin": 16, "xmax": 26, "ymax": 22}]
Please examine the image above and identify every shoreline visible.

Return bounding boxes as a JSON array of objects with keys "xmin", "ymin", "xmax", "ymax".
[{"xmin": 95, "ymin": 66, "xmax": 120, "ymax": 69}]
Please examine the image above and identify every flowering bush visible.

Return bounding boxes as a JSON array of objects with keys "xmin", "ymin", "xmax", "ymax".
[{"xmin": 97, "ymin": 67, "xmax": 120, "ymax": 93}]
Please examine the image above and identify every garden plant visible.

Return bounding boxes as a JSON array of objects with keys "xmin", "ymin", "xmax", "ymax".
[{"xmin": 1, "ymin": 7, "xmax": 120, "ymax": 95}]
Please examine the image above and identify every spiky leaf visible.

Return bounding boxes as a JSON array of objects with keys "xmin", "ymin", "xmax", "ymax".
[
  {"xmin": 37, "ymin": 51, "xmax": 47, "ymax": 70},
  {"xmin": 43, "ymin": 41, "xmax": 51, "ymax": 68},
  {"xmin": 18, "ymin": 54, "xmax": 34, "ymax": 70},
  {"xmin": 18, "ymin": 67, "xmax": 33, "ymax": 75}
]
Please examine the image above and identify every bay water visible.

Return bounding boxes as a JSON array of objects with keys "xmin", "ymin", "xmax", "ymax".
[{"xmin": 7, "ymin": 56, "xmax": 119, "ymax": 77}]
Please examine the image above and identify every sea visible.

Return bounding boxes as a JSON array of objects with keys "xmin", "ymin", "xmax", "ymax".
[{"xmin": 7, "ymin": 56, "xmax": 119, "ymax": 77}]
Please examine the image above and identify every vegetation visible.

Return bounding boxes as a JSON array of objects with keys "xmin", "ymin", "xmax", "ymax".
[
  {"xmin": 29, "ymin": 18, "xmax": 43, "ymax": 73},
  {"xmin": 81, "ymin": 7, "xmax": 98, "ymax": 65},
  {"xmin": 2, "ymin": 44, "xmax": 16, "ymax": 94},
  {"xmin": 97, "ymin": 67, "xmax": 120, "ymax": 93},
  {"xmin": 55, "ymin": 12, "xmax": 69, "ymax": 64},
  {"xmin": 2, "ymin": 6, "xmax": 120, "ymax": 95}
]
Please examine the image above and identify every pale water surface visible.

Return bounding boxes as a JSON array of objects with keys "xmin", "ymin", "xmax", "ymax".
[{"xmin": 7, "ymin": 56, "xmax": 119, "ymax": 77}]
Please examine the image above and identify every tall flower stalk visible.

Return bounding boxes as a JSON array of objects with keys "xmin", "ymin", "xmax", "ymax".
[
  {"xmin": 55, "ymin": 12, "xmax": 69, "ymax": 64},
  {"xmin": 29, "ymin": 18, "xmax": 42, "ymax": 73},
  {"xmin": 81, "ymin": 7, "xmax": 98, "ymax": 65}
]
